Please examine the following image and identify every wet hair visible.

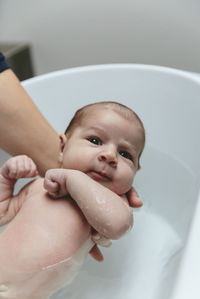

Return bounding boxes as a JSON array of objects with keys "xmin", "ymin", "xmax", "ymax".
[{"xmin": 65, "ymin": 101, "xmax": 145, "ymax": 164}]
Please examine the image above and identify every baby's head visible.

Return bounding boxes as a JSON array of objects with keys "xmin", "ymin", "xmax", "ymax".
[{"xmin": 59, "ymin": 101, "xmax": 145, "ymax": 195}]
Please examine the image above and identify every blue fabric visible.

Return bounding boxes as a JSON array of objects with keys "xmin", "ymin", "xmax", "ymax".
[{"xmin": 0, "ymin": 52, "xmax": 10, "ymax": 72}]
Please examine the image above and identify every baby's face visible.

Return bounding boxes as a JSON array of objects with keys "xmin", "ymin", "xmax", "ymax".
[{"xmin": 60, "ymin": 108, "xmax": 143, "ymax": 195}]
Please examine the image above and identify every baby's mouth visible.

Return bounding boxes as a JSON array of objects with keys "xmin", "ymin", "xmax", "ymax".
[{"xmin": 88, "ymin": 171, "xmax": 111, "ymax": 182}]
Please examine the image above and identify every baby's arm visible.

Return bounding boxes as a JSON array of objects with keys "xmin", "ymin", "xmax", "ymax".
[
  {"xmin": 0, "ymin": 155, "xmax": 38, "ymax": 226},
  {"xmin": 44, "ymin": 169, "xmax": 133, "ymax": 240}
]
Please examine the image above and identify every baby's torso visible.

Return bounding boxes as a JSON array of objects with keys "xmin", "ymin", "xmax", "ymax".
[{"xmin": 0, "ymin": 178, "xmax": 93, "ymax": 298}]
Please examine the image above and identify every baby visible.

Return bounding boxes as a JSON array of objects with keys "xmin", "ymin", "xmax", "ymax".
[{"xmin": 0, "ymin": 101, "xmax": 145, "ymax": 299}]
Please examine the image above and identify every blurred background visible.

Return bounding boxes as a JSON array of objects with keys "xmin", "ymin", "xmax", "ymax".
[{"xmin": 0, "ymin": 0, "xmax": 199, "ymax": 80}]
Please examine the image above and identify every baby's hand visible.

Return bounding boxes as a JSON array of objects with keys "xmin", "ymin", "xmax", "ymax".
[
  {"xmin": 92, "ymin": 231, "xmax": 112, "ymax": 248},
  {"xmin": 1, "ymin": 155, "xmax": 38, "ymax": 180},
  {"xmin": 44, "ymin": 169, "xmax": 68, "ymax": 198}
]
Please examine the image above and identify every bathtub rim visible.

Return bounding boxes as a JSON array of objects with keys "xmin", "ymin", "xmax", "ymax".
[{"xmin": 22, "ymin": 63, "xmax": 200, "ymax": 88}]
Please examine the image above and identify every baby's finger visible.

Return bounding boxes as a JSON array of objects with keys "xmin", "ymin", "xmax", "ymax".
[
  {"xmin": 43, "ymin": 178, "xmax": 59, "ymax": 193},
  {"xmin": 7, "ymin": 160, "xmax": 18, "ymax": 179},
  {"xmin": 1, "ymin": 163, "xmax": 12, "ymax": 179},
  {"xmin": 15, "ymin": 156, "xmax": 37, "ymax": 178},
  {"xmin": 26, "ymin": 159, "xmax": 39, "ymax": 177},
  {"xmin": 92, "ymin": 234, "xmax": 112, "ymax": 248},
  {"xmin": 14, "ymin": 156, "xmax": 28, "ymax": 177}
]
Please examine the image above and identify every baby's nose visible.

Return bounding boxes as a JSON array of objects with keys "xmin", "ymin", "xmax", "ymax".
[{"xmin": 98, "ymin": 148, "xmax": 117, "ymax": 168}]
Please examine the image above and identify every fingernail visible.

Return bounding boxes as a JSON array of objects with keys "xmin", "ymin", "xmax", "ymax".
[
  {"xmin": 102, "ymin": 239, "xmax": 112, "ymax": 247},
  {"xmin": 93, "ymin": 235, "xmax": 101, "ymax": 241}
]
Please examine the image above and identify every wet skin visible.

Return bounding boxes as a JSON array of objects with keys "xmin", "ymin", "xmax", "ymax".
[
  {"xmin": 0, "ymin": 178, "xmax": 93, "ymax": 298},
  {"xmin": 0, "ymin": 108, "xmax": 143, "ymax": 297}
]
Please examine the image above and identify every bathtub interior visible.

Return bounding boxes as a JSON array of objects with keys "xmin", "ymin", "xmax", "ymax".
[{"xmin": 0, "ymin": 65, "xmax": 200, "ymax": 299}]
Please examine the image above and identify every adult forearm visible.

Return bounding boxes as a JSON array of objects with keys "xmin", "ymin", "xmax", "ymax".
[{"xmin": 0, "ymin": 70, "xmax": 60, "ymax": 176}]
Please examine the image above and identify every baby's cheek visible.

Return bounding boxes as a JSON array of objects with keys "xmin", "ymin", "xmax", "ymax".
[{"xmin": 117, "ymin": 171, "xmax": 135, "ymax": 195}]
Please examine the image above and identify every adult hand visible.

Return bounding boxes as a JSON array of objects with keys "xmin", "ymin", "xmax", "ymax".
[
  {"xmin": 89, "ymin": 244, "xmax": 104, "ymax": 262},
  {"xmin": 127, "ymin": 187, "xmax": 143, "ymax": 208}
]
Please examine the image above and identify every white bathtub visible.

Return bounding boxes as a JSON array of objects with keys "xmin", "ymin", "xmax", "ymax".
[{"xmin": 0, "ymin": 64, "xmax": 200, "ymax": 299}]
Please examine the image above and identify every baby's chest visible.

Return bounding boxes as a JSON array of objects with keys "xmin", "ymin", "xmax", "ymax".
[{"xmin": 0, "ymin": 189, "xmax": 91, "ymax": 272}]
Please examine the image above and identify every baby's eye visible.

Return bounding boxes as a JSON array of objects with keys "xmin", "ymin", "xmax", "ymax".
[
  {"xmin": 88, "ymin": 137, "xmax": 102, "ymax": 145},
  {"xmin": 119, "ymin": 151, "xmax": 133, "ymax": 162}
]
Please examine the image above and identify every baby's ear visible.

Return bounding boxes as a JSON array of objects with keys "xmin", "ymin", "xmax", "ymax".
[
  {"xmin": 58, "ymin": 134, "xmax": 67, "ymax": 164},
  {"xmin": 59, "ymin": 134, "xmax": 67, "ymax": 152}
]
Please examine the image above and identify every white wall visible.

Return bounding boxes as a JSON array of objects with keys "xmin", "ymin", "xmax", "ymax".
[{"xmin": 0, "ymin": 0, "xmax": 199, "ymax": 75}]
